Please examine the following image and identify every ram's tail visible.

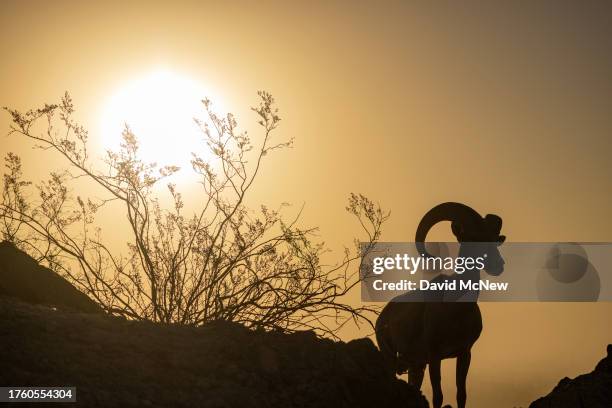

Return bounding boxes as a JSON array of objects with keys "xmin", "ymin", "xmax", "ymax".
[{"xmin": 375, "ymin": 312, "xmax": 397, "ymax": 376}]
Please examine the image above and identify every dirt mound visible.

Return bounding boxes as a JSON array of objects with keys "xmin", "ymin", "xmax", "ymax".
[
  {"xmin": 0, "ymin": 241, "xmax": 101, "ymax": 313},
  {"xmin": 530, "ymin": 345, "xmax": 612, "ymax": 408},
  {"xmin": 0, "ymin": 295, "xmax": 427, "ymax": 408}
]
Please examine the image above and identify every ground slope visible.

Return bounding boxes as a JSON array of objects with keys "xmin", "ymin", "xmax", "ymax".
[
  {"xmin": 0, "ymin": 241, "xmax": 101, "ymax": 314},
  {"xmin": 530, "ymin": 344, "xmax": 612, "ymax": 408},
  {"xmin": 0, "ymin": 241, "xmax": 428, "ymax": 408},
  {"xmin": 0, "ymin": 297, "xmax": 427, "ymax": 408}
]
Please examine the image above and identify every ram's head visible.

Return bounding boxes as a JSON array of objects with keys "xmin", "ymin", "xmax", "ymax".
[{"xmin": 415, "ymin": 202, "xmax": 506, "ymax": 276}]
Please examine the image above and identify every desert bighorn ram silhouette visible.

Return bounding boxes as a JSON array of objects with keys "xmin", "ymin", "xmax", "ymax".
[{"xmin": 375, "ymin": 202, "xmax": 506, "ymax": 408}]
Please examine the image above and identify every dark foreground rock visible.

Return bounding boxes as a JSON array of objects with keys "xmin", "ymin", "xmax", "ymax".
[
  {"xmin": 0, "ymin": 296, "xmax": 428, "ymax": 408},
  {"xmin": 530, "ymin": 344, "xmax": 612, "ymax": 408},
  {"xmin": 0, "ymin": 241, "xmax": 101, "ymax": 314}
]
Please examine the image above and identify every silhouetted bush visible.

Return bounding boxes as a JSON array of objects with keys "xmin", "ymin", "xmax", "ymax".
[{"xmin": 1, "ymin": 92, "xmax": 387, "ymax": 337}]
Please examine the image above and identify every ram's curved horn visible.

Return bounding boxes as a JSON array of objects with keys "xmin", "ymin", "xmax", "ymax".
[{"xmin": 415, "ymin": 202, "xmax": 482, "ymax": 257}]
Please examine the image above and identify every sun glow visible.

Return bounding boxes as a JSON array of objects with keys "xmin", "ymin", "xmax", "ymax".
[{"xmin": 99, "ymin": 69, "xmax": 223, "ymax": 180}]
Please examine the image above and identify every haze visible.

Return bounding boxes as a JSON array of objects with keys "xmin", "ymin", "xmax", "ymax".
[{"xmin": 1, "ymin": 1, "xmax": 611, "ymax": 407}]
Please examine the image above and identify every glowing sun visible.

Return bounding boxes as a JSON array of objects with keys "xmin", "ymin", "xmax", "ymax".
[{"xmin": 100, "ymin": 69, "xmax": 222, "ymax": 178}]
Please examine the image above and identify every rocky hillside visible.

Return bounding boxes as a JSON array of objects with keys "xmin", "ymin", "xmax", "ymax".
[
  {"xmin": 0, "ymin": 241, "xmax": 427, "ymax": 408},
  {"xmin": 0, "ymin": 241, "xmax": 101, "ymax": 314},
  {"xmin": 530, "ymin": 345, "xmax": 612, "ymax": 408}
]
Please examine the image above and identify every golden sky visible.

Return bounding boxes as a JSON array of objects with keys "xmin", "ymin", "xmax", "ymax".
[{"xmin": 2, "ymin": 1, "xmax": 611, "ymax": 407}]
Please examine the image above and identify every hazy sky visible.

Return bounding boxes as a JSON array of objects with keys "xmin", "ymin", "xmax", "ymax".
[{"xmin": 1, "ymin": 1, "xmax": 611, "ymax": 407}]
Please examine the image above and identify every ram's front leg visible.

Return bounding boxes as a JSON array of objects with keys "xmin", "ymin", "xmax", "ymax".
[
  {"xmin": 429, "ymin": 359, "xmax": 443, "ymax": 408},
  {"xmin": 456, "ymin": 351, "xmax": 471, "ymax": 408}
]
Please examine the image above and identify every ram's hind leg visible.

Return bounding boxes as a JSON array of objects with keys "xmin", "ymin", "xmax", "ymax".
[{"xmin": 407, "ymin": 363, "xmax": 425, "ymax": 389}]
